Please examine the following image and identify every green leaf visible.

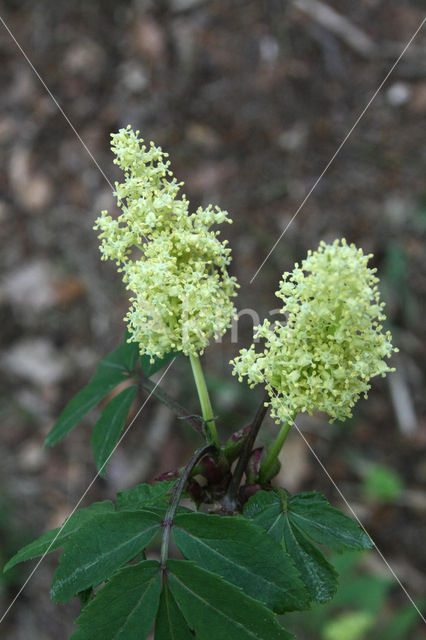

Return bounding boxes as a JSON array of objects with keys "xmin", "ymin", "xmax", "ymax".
[
  {"xmin": 281, "ymin": 516, "xmax": 338, "ymax": 603},
  {"xmin": 90, "ymin": 385, "xmax": 138, "ymax": 476},
  {"xmin": 167, "ymin": 559, "xmax": 294, "ymax": 640},
  {"xmin": 116, "ymin": 480, "xmax": 175, "ymax": 511},
  {"xmin": 244, "ymin": 491, "xmax": 372, "ymax": 605},
  {"xmin": 3, "ymin": 501, "xmax": 113, "ymax": 573},
  {"xmin": 71, "ymin": 560, "xmax": 161, "ymax": 640},
  {"xmin": 140, "ymin": 351, "xmax": 176, "ymax": 378},
  {"xmin": 288, "ymin": 492, "xmax": 372, "ymax": 552},
  {"xmin": 243, "ymin": 491, "xmax": 286, "ymax": 544},
  {"xmin": 50, "ymin": 510, "xmax": 161, "ymax": 603},
  {"xmin": 155, "ymin": 581, "xmax": 195, "ymax": 640},
  {"xmin": 45, "ymin": 338, "xmax": 139, "ymax": 447},
  {"xmin": 173, "ymin": 512, "xmax": 309, "ymax": 613},
  {"xmin": 121, "ymin": 331, "xmax": 140, "ymax": 372}
]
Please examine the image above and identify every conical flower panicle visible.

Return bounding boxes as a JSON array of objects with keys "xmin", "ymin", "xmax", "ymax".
[
  {"xmin": 231, "ymin": 239, "xmax": 396, "ymax": 423},
  {"xmin": 95, "ymin": 127, "xmax": 238, "ymax": 359}
]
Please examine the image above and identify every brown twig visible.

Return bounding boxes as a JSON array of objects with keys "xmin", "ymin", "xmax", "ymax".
[
  {"xmin": 160, "ymin": 443, "xmax": 215, "ymax": 569},
  {"xmin": 222, "ymin": 390, "xmax": 269, "ymax": 511},
  {"xmin": 139, "ymin": 373, "xmax": 204, "ymax": 436}
]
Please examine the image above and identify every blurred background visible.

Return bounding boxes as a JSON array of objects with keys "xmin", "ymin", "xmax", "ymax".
[{"xmin": 0, "ymin": 1, "xmax": 425, "ymax": 638}]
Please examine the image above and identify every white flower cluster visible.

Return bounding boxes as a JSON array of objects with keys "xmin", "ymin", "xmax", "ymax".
[
  {"xmin": 95, "ymin": 127, "xmax": 238, "ymax": 359},
  {"xmin": 232, "ymin": 239, "xmax": 396, "ymax": 423}
]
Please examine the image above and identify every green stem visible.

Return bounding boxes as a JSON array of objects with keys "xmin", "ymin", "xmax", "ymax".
[
  {"xmin": 160, "ymin": 444, "xmax": 214, "ymax": 569},
  {"xmin": 189, "ymin": 353, "xmax": 218, "ymax": 447},
  {"xmin": 258, "ymin": 419, "xmax": 293, "ymax": 484}
]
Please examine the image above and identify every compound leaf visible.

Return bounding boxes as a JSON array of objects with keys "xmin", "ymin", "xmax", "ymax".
[
  {"xmin": 166, "ymin": 559, "xmax": 294, "ymax": 640},
  {"xmin": 90, "ymin": 385, "xmax": 138, "ymax": 476},
  {"xmin": 244, "ymin": 490, "xmax": 371, "ymax": 605},
  {"xmin": 3, "ymin": 501, "xmax": 113, "ymax": 573},
  {"xmin": 45, "ymin": 338, "xmax": 139, "ymax": 447},
  {"xmin": 173, "ymin": 512, "xmax": 309, "ymax": 613},
  {"xmin": 71, "ymin": 560, "xmax": 161, "ymax": 640},
  {"xmin": 51, "ymin": 510, "xmax": 161, "ymax": 603}
]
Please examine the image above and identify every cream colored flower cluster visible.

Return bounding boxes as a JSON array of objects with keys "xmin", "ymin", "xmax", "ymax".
[
  {"xmin": 232, "ymin": 239, "xmax": 396, "ymax": 423},
  {"xmin": 95, "ymin": 126, "xmax": 238, "ymax": 359}
]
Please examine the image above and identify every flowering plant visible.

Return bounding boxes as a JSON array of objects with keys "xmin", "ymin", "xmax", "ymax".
[
  {"xmin": 4, "ymin": 129, "xmax": 396, "ymax": 640},
  {"xmin": 95, "ymin": 126, "xmax": 237, "ymax": 361}
]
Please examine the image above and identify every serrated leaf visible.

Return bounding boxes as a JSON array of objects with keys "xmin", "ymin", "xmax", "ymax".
[
  {"xmin": 71, "ymin": 560, "xmax": 161, "ymax": 640},
  {"xmin": 155, "ymin": 581, "xmax": 195, "ymax": 640},
  {"xmin": 288, "ymin": 492, "xmax": 372, "ymax": 552},
  {"xmin": 281, "ymin": 516, "xmax": 337, "ymax": 603},
  {"xmin": 167, "ymin": 559, "xmax": 294, "ymax": 640},
  {"xmin": 116, "ymin": 480, "xmax": 175, "ymax": 511},
  {"xmin": 244, "ymin": 490, "xmax": 371, "ymax": 605},
  {"xmin": 90, "ymin": 385, "xmax": 138, "ymax": 476},
  {"xmin": 45, "ymin": 338, "xmax": 139, "ymax": 447},
  {"xmin": 3, "ymin": 501, "xmax": 113, "ymax": 573},
  {"xmin": 173, "ymin": 512, "xmax": 309, "ymax": 613},
  {"xmin": 51, "ymin": 510, "xmax": 161, "ymax": 603}
]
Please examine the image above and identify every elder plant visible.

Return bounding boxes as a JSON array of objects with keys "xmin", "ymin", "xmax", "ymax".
[{"xmin": 4, "ymin": 128, "xmax": 396, "ymax": 640}]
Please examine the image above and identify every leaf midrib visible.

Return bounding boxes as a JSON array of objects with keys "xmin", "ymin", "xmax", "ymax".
[
  {"xmin": 53, "ymin": 520, "xmax": 159, "ymax": 597},
  {"xmin": 111, "ymin": 571, "xmax": 159, "ymax": 640},
  {"xmin": 170, "ymin": 572, "xmax": 267, "ymax": 640},
  {"xmin": 174, "ymin": 526, "xmax": 285, "ymax": 598},
  {"xmin": 289, "ymin": 510, "xmax": 361, "ymax": 546}
]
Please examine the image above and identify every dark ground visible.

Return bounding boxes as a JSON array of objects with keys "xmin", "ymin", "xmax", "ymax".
[{"xmin": 0, "ymin": 1, "xmax": 425, "ymax": 638}]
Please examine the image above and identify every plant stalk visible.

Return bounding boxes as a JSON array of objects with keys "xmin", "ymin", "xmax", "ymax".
[
  {"xmin": 257, "ymin": 419, "xmax": 293, "ymax": 483},
  {"xmin": 223, "ymin": 391, "xmax": 269, "ymax": 511},
  {"xmin": 189, "ymin": 353, "xmax": 218, "ymax": 447},
  {"xmin": 160, "ymin": 444, "xmax": 214, "ymax": 569}
]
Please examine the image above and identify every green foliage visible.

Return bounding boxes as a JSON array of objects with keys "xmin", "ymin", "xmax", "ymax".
[
  {"xmin": 284, "ymin": 549, "xmax": 425, "ymax": 640},
  {"xmin": 90, "ymin": 385, "xmax": 138, "ymax": 476},
  {"xmin": 3, "ymin": 501, "xmax": 113, "ymax": 573},
  {"xmin": 71, "ymin": 561, "xmax": 161, "ymax": 640},
  {"xmin": 115, "ymin": 480, "xmax": 176, "ymax": 511},
  {"xmin": 5, "ymin": 479, "xmax": 377, "ymax": 638},
  {"xmin": 50, "ymin": 510, "xmax": 162, "ymax": 603},
  {"xmin": 243, "ymin": 491, "xmax": 372, "ymax": 604},
  {"xmin": 281, "ymin": 517, "xmax": 338, "ymax": 603},
  {"xmin": 45, "ymin": 334, "xmax": 173, "ymax": 457},
  {"xmin": 165, "ymin": 559, "xmax": 294, "ymax": 640},
  {"xmin": 284, "ymin": 492, "xmax": 372, "ymax": 552},
  {"xmin": 71, "ymin": 558, "xmax": 295, "ymax": 640},
  {"xmin": 363, "ymin": 464, "xmax": 404, "ymax": 502},
  {"xmin": 155, "ymin": 580, "xmax": 195, "ymax": 640},
  {"xmin": 5, "ymin": 481, "xmax": 302, "ymax": 638},
  {"xmin": 45, "ymin": 337, "xmax": 139, "ymax": 446},
  {"xmin": 173, "ymin": 512, "xmax": 309, "ymax": 612}
]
